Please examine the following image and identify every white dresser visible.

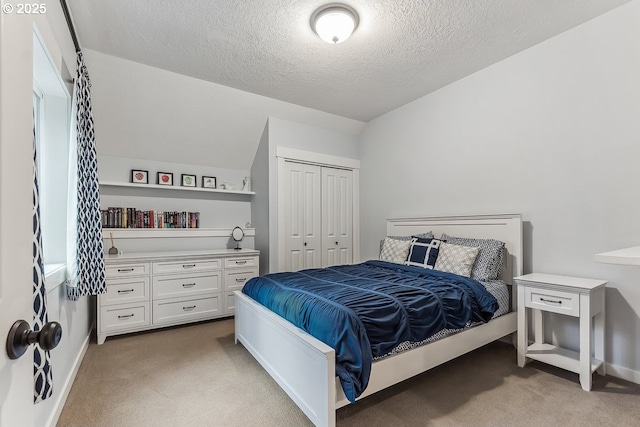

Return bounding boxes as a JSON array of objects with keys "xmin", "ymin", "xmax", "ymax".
[{"xmin": 98, "ymin": 249, "xmax": 259, "ymax": 344}]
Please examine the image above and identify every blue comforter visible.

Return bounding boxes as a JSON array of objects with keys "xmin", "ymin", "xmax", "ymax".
[{"xmin": 242, "ymin": 260, "xmax": 498, "ymax": 402}]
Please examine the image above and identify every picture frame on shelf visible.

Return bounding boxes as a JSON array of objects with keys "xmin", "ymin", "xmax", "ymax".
[
  {"xmin": 202, "ymin": 176, "xmax": 216, "ymax": 189},
  {"xmin": 131, "ymin": 169, "xmax": 148, "ymax": 184},
  {"xmin": 157, "ymin": 172, "xmax": 173, "ymax": 186},
  {"xmin": 181, "ymin": 174, "xmax": 196, "ymax": 187}
]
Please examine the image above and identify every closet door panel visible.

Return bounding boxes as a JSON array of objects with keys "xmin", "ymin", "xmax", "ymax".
[
  {"xmin": 282, "ymin": 161, "xmax": 321, "ymax": 271},
  {"xmin": 322, "ymin": 168, "xmax": 353, "ymax": 267}
]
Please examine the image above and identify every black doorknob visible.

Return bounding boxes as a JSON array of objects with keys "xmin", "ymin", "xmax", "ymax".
[{"xmin": 6, "ymin": 320, "xmax": 62, "ymax": 360}]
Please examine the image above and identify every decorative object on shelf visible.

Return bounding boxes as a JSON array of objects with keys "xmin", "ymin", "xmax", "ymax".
[
  {"xmin": 242, "ymin": 177, "xmax": 251, "ymax": 192},
  {"xmin": 181, "ymin": 174, "xmax": 196, "ymax": 187},
  {"xmin": 202, "ymin": 176, "xmax": 217, "ymax": 189},
  {"xmin": 157, "ymin": 172, "xmax": 173, "ymax": 186},
  {"xmin": 108, "ymin": 233, "xmax": 118, "ymax": 254},
  {"xmin": 131, "ymin": 169, "xmax": 148, "ymax": 184},
  {"xmin": 220, "ymin": 181, "xmax": 233, "ymax": 190},
  {"xmin": 232, "ymin": 226, "xmax": 245, "ymax": 250}
]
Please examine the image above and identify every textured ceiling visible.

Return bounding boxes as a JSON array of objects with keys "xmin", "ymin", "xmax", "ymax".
[{"xmin": 68, "ymin": 0, "xmax": 630, "ymax": 122}]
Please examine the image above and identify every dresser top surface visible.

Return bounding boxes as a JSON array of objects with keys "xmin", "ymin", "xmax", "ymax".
[{"xmin": 105, "ymin": 248, "xmax": 259, "ymax": 263}]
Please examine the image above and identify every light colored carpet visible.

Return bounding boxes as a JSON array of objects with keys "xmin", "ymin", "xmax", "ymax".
[{"xmin": 58, "ymin": 318, "xmax": 640, "ymax": 426}]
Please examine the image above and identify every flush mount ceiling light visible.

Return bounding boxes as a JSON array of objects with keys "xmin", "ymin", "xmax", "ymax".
[{"xmin": 311, "ymin": 3, "xmax": 359, "ymax": 44}]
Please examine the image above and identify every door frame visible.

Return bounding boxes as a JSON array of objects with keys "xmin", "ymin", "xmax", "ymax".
[
  {"xmin": 275, "ymin": 147, "xmax": 360, "ymax": 272},
  {"xmin": 0, "ymin": 4, "xmax": 40, "ymax": 425}
]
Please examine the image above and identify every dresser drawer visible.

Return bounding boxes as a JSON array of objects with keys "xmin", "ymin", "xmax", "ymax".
[
  {"xmin": 105, "ymin": 263, "xmax": 150, "ymax": 279},
  {"xmin": 153, "ymin": 296, "xmax": 222, "ymax": 325},
  {"xmin": 524, "ymin": 286, "xmax": 579, "ymax": 317},
  {"xmin": 153, "ymin": 259, "xmax": 221, "ymax": 275},
  {"xmin": 224, "ymin": 292, "xmax": 236, "ymax": 315},
  {"xmin": 224, "ymin": 269, "xmax": 258, "ymax": 291},
  {"xmin": 102, "ymin": 277, "xmax": 150, "ymax": 306},
  {"xmin": 225, "ymin": 256, "xmax": 258, "ymax": 269},
  {"xmin": 153, "ymin": 272, "xmax": 221, "ymax": 300},
  {"xmin": 100, "ymin": 303, "xmax": 150, "ymax": 333}
]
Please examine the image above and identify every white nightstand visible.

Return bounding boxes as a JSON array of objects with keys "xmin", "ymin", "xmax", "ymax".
[{"xmin": 515, "ymin": 273, "xmax": 607, "ymax": 391}]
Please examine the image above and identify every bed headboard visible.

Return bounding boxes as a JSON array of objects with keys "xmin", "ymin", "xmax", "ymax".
[{"xmin": 386, "ymin": 214, "xmax": 523, "ymax": 285}]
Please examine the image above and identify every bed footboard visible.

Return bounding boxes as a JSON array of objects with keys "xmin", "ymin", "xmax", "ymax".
[{"xmin": 235, "ymin": 291, "xmax": 337, "ymax": 427}]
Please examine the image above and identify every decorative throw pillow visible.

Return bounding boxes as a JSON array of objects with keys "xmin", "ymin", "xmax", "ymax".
[
  {"xmin": 379, "ymin": 238, "xmax": 412, "ymax": 264},
  {"xmin": 405, "ymin": 237, "xmax": 443, "ymax": 269},
  {"xmin": 434, "ymin": 242, "xmax": 480, "ymax": 277},
  {"xmin": 440, "ymin": 234, "xmax": 505, "ymax": 280},
  {"xmin": 379, "ymin": 232, "xmax": 433, "ymax": 256}
]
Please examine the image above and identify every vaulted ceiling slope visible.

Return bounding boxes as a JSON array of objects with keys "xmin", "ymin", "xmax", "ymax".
[{"xmin": 69, "ymin": 0, "xmax": 630, "ymax": 122}]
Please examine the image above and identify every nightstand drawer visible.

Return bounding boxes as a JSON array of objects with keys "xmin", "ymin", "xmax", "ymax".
[{"xmin": 525, "ymin": 287, "xmax": 579, "ymax": 317}]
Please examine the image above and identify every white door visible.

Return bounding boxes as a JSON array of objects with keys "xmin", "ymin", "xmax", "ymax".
[
  {"xmin": 322, "ymin": 167, "xmax": 353, "ymax": 267},
  {"xmin": 281, "ymin": 161, "xmax": 321, "ymax": 271},
  {"xmin": 0, "ymin": 5, "xmax": 38, "ymax": 425}
]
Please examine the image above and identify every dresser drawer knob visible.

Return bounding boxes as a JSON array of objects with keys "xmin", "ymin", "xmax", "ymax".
[
  {"xmin": 117, "ymin": 289, "xmax": 135, "ymax": 294},
  {"xmin": 235, "ymin": 260, "xmax": 247, "ymax": 265},
  {"xmin": 117, "ymin": 268, "xmax": 134, "ymax": 273},
  {"xmin": 183, "ymin": 305, "xmax": 196, "ymax": 311},
  {"xmin": 540, "ymin": 298, "xmax": 562, "ymax": 305},
  {"xmin": 235, "ymin": 278, "xmax": 246, "ymax": 283},
  {"xmin": 182, "ymin": 264, "xmax": 196, "ymax": 269},
  {"xmin": 117, "ymin": 314, "xmax": 134, "ymax": 320},
  {"xmin": 182, "ymin": 283, "xmax": 196, "ymax": 288}
]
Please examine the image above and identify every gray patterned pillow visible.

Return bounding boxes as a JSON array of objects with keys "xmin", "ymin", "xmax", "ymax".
[
  {"xmin": 379, "ymin": 238, "xmax": 412, "ymax": 264},
  {"xmin": 379, "ymin": 232, "xmax": 433, "ymax": 256},
  {"xmin": 434, "ymin": 242, "xmax": 480, "ymax": 277},
  {"xmin": 440, "ymin": 234, "xmax": 505, "ymax": 280}
]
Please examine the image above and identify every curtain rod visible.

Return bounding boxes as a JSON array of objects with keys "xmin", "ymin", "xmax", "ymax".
[{"xmin": 60, "ymin": 0, "xmax": 81, "ymax": 53}]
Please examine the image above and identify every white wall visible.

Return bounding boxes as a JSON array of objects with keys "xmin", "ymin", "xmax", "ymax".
[
  {"xmin": 359, "ymin": 1, "xmax": 640, "ymax": 379},
  {"xmin": 98, "ymin": 155, "xmax": 254, "ymax": 253},
  {"xmin": 250, "ymin": 117, "xmax": 360, "ymax": 274},
  {"xmin": 83, "ymin": 50, "xmax": 364, "ymax": 171}
]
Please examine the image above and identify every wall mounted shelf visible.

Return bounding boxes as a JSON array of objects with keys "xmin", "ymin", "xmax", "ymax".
[
  {"xmin": 102, "ymin": 227, "xmax": 256, "ymax": 240},
  {"xmin": 99, "ymin": 181, "xmax": 255, "ymax": 196}
]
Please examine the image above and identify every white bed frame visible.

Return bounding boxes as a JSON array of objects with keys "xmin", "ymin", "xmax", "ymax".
[{"xmin": 235, "ymin": 214, "xmax": 523, "ymax": 427}]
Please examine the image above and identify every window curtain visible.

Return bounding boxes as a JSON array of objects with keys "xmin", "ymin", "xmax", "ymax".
[
  {"xmin": 66, "ymin": 52, "xmax": 106, "ymax": 301},
  {"xmin": 33, "ymin": 122, "xmax": 53, "ymax": 403}
]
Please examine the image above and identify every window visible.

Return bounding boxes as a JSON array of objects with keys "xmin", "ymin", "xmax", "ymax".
[{"xmin": 33, "ymin": 30, "xmax": 72, "ymax": 288}]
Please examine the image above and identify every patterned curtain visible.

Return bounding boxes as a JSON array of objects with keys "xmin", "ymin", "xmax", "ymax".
[
  {"xmin": 66, "ymin": 52, "xmax": 106, "ymax": 300},
  {"xmin": 33, "ymin": 124, "xmax": 53, "ymax": 403}
]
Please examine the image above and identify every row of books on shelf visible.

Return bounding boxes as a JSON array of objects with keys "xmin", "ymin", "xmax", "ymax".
[{"xmin": 101, "ymin": 208, "xmax": 200, "ymax": 229}]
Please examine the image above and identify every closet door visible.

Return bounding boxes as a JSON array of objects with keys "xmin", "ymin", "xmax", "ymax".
[
  {"xmin": 282, "ymin": 161, "xmax": 321, "ymax": 271},
  {"xmin": 322, "ymin": 167, "xmax": 353, "ymax": 267}
]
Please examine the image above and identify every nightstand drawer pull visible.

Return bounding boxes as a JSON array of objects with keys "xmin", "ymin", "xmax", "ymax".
[
  {"xmin": 183, "ymin": 305, "xmax": 196, "ymax": 311},
  {"xmin": 117, "ymin": 289, "xmax": 135, "ymax": 294},
  {"xmin": 117, "ymin": 314, "xmax": 134, "ymax": 320},
  {"xmin": 235, "ymin": 260, "xmax": 247, "ymax": 265},
  {"xmin": 182, "ymin": 283, "xmax": 196, "ymax": 288},
  {"xmin": 540, "ymin": 298, "xmax": 562, "ymax": 305},
  {"xmin": 182, "ymin": 264, "xmax": 196, "ymax": 268},
  {"xmin": 117, "ymin": 268, "xmax": 134, "ymax": 273},
  {"xmin": 235, "ymin": 278, "xmax": 246, "ymax": 283}
]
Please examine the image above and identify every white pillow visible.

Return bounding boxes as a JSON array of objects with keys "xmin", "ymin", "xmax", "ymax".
[
  {"xmin": 434, "ymin": 242, "xmax": 480, "ymax": 277},
  {"xmin": 379, "ymin": 238, "xmax": 412, "ymax": 264}
]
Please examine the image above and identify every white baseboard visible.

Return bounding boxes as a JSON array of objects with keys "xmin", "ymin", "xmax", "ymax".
[
  {"xmin": 606, "ymin": 362, "xmax": 640, "ymax": 385},
  {"xmin": 44, "ymin": 329, "xmax": 91, "ymax": 427}
]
